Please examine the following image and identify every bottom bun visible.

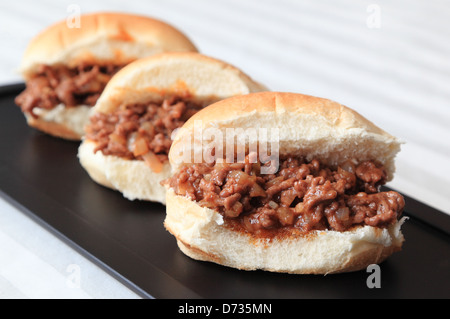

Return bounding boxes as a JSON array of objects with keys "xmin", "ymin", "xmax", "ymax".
[
  {"xmin": 78, "ymin": 139, "xmax": 170, "ymax": 204},
  {"xmin": 164, "ymin": 188, "xmax": 406, "ymax": 274},
  {"xmin": 25, "ymin": 104, "xmax": 92, "ymax": 140}
]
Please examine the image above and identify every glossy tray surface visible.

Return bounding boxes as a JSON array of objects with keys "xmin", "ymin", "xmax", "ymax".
[{"xmin": 1, "ymin": 84, "xmax": 449, "ymax": 298}]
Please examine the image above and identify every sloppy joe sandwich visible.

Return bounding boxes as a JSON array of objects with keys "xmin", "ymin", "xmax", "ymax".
[
  {"xmin": 78, "ymin": 52, "xmax": 267, "ymax": 204},
  {"xmin": 163, "ymin": 91, "xmax": 407, "ymax": 274},
  {"xmin": 15, "ymin": 12, "xmax": 197, "ymax": 140}
]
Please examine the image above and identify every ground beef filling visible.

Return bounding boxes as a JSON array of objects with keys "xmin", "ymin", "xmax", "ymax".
[
  {"xmin": 84, "ymin": 96, "xmax": 204, "ymax": 171},
  {"xmin": 167, "ymin": 156, "xmax": 405, "ymax": 235},
  {"xmin": 15, "ymin": 63, "xmax": 123, "ymax": 117}
]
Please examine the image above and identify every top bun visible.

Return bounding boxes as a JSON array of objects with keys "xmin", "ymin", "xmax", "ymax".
[
  {"xmin": 19, "ymin": 12, "xmax": 197, "ymax": 78},
  {"xmin": 93, "ymin": 51, "xmax": 268, "ymax": 115},
  {"xmin": 169, "ymin": 92, "xmax": 402, "ymax": 181}
]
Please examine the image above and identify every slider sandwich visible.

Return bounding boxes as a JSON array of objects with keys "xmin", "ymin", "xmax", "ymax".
[
  {"xmin": 164, "ymin": 92, "xmax": 407, "ymax": 274},
  {"xmin": 78, "ymin": 52, "xmax": 267, "ymax": 204},
  {"xmin": 15, "ymin": 12, "xmax": 197, "ymax": 140}
]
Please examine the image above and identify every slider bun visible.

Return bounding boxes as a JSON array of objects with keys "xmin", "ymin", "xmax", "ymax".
[
  {"xmin": 165, "ymin": 91, "xmax": 405, "ymax": 274},
  {"xmin": 19, "ymin": 12, "xmax": 197, "ymax": 78},
  {"xmin": 169, "ymin": 91, "xmax": 401, "ymax": 180},
  {"xmin": 79, "ymin": 52, "xmax": 267, "ymax": 203},
  {"xmin": 93, "ymin": 52, "xmax": 268, "ymax": 114},
  {"xmin": 78, "ymin": 139, "xmax": 170, "ymax": 203},
  {"xmin": 24, "ymin": 105, "xmax": 92, "ymax": 141},
  {"xmin": 165, "ymin": 188, "xmax": 406, "ymax": 274},
  {"xmin": 19, "ymin": 12, "xmax": 197, "ymax": 140}
]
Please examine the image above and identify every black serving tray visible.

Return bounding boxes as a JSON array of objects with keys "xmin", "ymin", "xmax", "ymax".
[{"xmin": 1, "ymin": 83, "xmax": 449, "ymax": 299}]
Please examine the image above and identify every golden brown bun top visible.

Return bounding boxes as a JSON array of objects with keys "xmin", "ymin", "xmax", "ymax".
[
  {"xmin": 93, "ymin": 51, "xmax": 268, "ymax": 114},
  {"xmin": 169, "ymin": 92, "xmax": 402, "ymax": 180},
  {"xmin": 19, "ymin": 12, "xmax": 198, "ymax": 78}
]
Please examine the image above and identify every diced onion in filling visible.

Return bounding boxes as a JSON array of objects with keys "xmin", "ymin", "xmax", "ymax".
[{"xmin": 142, "ymin": 151, "xmax": 163, "ymax": 173}]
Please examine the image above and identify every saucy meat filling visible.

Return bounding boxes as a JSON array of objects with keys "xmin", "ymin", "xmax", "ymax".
[
  {"xmin": 166, "ymin": 155, "xmax": 405, "ymax": 235},
  {"xmin": 85, "ymin": 95, "xmax": 204, "ymax": 171},
  {"xmin": 15, "ymin": 63, "xmax": 123, "ymax": 117}
]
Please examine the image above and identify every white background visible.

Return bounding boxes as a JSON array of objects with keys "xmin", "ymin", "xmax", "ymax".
[{"xmin": 0, "ymin": 0, "xmax": 449, "ymax": 298}]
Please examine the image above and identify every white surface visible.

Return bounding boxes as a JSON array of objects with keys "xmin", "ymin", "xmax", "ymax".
[
  {"xmin": 0, "ymin": 198, "xmax": 140, "ymax": 299},
  {"xmin": 0, "ymin": 0, "xmax": 449, "ymax": 298}
]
